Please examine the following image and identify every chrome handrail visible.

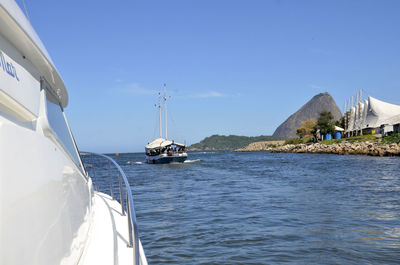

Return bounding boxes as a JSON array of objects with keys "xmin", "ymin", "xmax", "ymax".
[{"xmin": 81, "ymin": 152, "xmax": 140, "ymax": 265}]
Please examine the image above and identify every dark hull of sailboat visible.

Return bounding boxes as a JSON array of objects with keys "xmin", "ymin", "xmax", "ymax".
[{"xmin": 146, "ymin": 155, "xmax": 187, "ymax": 164}]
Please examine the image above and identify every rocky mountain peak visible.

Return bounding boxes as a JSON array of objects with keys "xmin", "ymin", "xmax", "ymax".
[{"xmin": 272, "ymin": 92, "xmax": 342, "ymax": 139}]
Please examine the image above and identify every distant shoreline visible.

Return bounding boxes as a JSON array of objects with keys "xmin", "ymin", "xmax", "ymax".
[
  {"xmin": 188, "ymin": 134, "xmax": 284, "ymax": 151},
  {"xmin": 234, "ymin": 140, "xmax": 400, "ymax": 157}
]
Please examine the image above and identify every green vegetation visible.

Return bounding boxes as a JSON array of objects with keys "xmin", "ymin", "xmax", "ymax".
[
  {"xmin": 315, "ymin": 111, "xmax": 335, "ymax": 135},
  {"xmin": 382, "ymin": 133, "xmax": 400, "ymax": 144},
  {"xmin": 346, "ymin": 134, "xmax": 378, "ymax": 141},
  {"xmin": 295, "ymin": 111, "xmax": 342, "ymax": 142},
  {"xmin": 284, "ymin": 134, "xmax": 380, "ymax": 146},
  {"xmin": 320, "ymin": 139, "xmax": 339, "ymax": 145},
  {"xmin": 336, "ymin": 111, "xmax": 348, "ymax": 128},
  {"xmin": 321, "ymin": 134, "xmax": 379, "ymax": 145},
  {"xmin": 189, "ymin": 135, "xmax": 284, "ymax": 150},
  {"xmin": 296, "ymin": 119, "xmax": 317, "ymax": 138},
  {"xmin": 285, "ymin": 136, "xmax": 313, "ymax": 145}
]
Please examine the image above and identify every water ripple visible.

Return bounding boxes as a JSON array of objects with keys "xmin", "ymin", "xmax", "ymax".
[{"xmin": 89, "ymin": 152, "xmax": 400, "ymax": 264}]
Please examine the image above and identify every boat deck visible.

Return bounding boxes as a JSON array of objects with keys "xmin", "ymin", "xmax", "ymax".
[{"xmin": 78, "ymin": 192, "xmax": 146, "ymax": 265}]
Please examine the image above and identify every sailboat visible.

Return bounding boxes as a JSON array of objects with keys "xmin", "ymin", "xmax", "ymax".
[{"xmin": 145, "ymin": 88, "xmax": 187, "ymax": 164}]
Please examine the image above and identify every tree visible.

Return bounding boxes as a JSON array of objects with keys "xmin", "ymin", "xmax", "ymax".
[
  {"xmin": 296, "ymin": 127, "xmax": 307, "ymax": 138},
  {"xmin": 315, "ymin": 111, "xmax": 335, "ymax": 135},
  {"xmin": 296, "ymin": 119, "xmax": 317, "ymax": 138},
  {"xmin": 340, "ymin": 111, "xmax": 350, "ymax": 130}
]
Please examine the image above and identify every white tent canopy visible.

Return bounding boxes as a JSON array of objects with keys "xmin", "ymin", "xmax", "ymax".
[
  {"xmin": 348, "ymin": 107, "xmax": 355, "ymax": 131},
  {"xmin": 145, "ymin": 138, "xmax": 185, "ymax": 150},
  {"xmin": 357, "ymin": 102, "xmax": 364, "ymax": 130},
  {"xmin": 364, "ymin": 96, "xmax": 400, "ymax": 128},
  {"xmin": 354, "ymin": 103, "xmax": 359, "ymax": 130},
  {"xmin": 379, "ymin": 114, "xmax": 400, "ymax": 126},
  {"xmin": 346, "ymin": 96, "xmax": 400, "ymax": 132},
  {"xmin": 335, "ymin": 126, "xmax": 344, "ymax": 132},
  {"xmin": 361, "ymin": 100, "xmax": 368, "ymax": 129}
]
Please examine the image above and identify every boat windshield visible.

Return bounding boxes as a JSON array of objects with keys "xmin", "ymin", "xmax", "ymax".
[{"xmin": 46, "ymin": 91, "xmax": 84, "ymax": 172}]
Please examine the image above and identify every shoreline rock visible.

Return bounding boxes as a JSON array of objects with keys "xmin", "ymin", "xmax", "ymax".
[{"xmin": 235, "ymin": 141, "xmax": 400, "ymax": 156}]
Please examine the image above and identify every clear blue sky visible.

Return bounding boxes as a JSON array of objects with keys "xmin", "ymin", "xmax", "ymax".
[{"xmin": 19, "ymin": 0, "xmax": 400, "ymax": 152}]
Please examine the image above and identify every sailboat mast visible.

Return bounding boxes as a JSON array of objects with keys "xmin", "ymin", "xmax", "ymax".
[
  {"xmin": 158, "ymin": 92, "xmax": 162, "ymax": 138},
  {"xmin": 164, "ymin": 84, "xmax": 167, "ymax": 139}
]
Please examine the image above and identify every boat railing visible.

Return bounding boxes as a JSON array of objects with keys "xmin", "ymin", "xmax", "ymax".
[{"xmin": 80, "ymin": 152, "xmax": 141, "ymax": 265}]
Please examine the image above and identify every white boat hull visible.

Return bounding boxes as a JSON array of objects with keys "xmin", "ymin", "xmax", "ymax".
[
  {"xmin": 0, "ymin": 109, "xmax": 92, "ymax": 265},
  {"xmin": 0, "ymin": 2, "xmax": 147, "ymax": 264}
]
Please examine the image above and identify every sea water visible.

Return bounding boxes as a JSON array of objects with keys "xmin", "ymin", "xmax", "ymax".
[{"xmin": 91, "ymin": 151, "xmax": 400, "ymax": 264}]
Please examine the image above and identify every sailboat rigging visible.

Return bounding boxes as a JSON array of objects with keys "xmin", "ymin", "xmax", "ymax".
[{"xmin": 145, "ymin": 85, "xmax": 187, "ymax": 164}]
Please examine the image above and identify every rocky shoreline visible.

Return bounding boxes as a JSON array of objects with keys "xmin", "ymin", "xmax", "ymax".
[{"xmin": 235, "ymin": 141, "xmax": 400, "ymax": 156}]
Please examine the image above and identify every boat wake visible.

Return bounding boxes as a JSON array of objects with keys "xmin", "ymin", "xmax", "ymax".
[
  {"xmin": 127, "ymin": 161, "xmax": 144, "ymax": 165},
  {"xmin": 184, "ymin": 159, "xmax": 201, "ymax": 163}
]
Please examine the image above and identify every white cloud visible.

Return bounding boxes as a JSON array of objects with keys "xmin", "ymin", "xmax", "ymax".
[
  {"xmin": 190, "ymin": 91, "xmax": 226, "ymax": 98},
  {"xmin": 119, "ymin": 85, "xmax": 237, "ymax": 99},
  {"xmin": 120, "ymin": 83, "xmax": 157, "ymax": 95}
]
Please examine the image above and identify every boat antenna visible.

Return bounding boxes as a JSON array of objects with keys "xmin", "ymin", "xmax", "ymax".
[
  {"xmin": 21, "ymin": 0, "xmax": 30, "ymax": 21},
  {"xmin": 164, "ymin": 84, "xmax": 167, "ymax": 139},
  {"xmin": 158, "ymin": 92, "xmax": 162, "ymax": 138}
]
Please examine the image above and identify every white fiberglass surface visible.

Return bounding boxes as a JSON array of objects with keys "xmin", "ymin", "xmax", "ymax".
[
  {"xmin": 78, "ymin": 192, "xmax": 148, "ymax": 265},
  {"xmin": 0, "ymin": 33, "xmax": 40, "ymax": 118},
  {"xmin": 0, "ymin": 117, "xmax": 92, "ymax": 265},
  {"xmin": 0, "ymin": 0, "xmax": 68, "ymax": 107}
]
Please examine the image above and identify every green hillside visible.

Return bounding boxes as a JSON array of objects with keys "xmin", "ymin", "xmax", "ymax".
[{"xmin": 189, "ymin": 134, "xmax": 283, "ymax": 150}]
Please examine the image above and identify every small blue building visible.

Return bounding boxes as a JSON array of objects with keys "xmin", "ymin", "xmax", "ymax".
[{"xmin": 334, "ymin": 126, "xmax": 344, "ymax": 139}]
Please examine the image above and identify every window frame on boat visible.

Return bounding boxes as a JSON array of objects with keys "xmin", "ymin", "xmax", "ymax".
[{"xmin": 40, "ymin": 78, "xmax": 86, "ymax": 176}]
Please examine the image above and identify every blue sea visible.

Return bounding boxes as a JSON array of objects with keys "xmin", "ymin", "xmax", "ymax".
[{"xmin": 88, "ymin": 151, "xmax": 400, "ymax": 264}]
